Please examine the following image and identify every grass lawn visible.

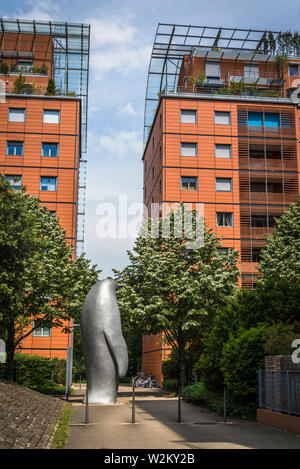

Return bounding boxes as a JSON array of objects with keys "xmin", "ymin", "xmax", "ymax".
[{"xmin": 51, "ymin": 402, "xmax": 72, "ymax": 449}]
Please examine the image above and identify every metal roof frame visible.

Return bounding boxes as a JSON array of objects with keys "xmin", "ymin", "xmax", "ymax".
[
  {"xmin": 143, "ymin": 23, "xmax": 294, "ymax": 146},
  {"xmin": 0, "ymin": 18, "xmax": 90, "ymax": 153}
]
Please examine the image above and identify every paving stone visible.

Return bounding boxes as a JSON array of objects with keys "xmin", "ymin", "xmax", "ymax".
[{"xmin": 0, "ymin": 380, "xmax": 65, "ymax": 449}]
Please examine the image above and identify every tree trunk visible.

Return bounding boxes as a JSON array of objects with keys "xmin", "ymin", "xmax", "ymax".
[
  {"xmin": 178, "ymin": 347, "xmax": 186, "ymax": 391},
  {"xmin": 177, "ymin": 330, "xmax": 186, "ymax": 391},
  {"xmin": 177, "ymin": 332, "xmax": 186, "ymax": 423},
  {"xmin": 5, "ymin": 321, "xmax": 16, "ymax": 382}
]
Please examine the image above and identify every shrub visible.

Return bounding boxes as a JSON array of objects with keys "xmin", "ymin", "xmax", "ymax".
[
  {"xmin": 22, "ymin": 378, "xmax": 66, "ymax": 395},
  {"xmin": 220, "ymin": 325, "xmax": 268, "ymax": 401},
  {"xmin": 162, "ymin": 378, "xmax": 178, "ymax": 392},
  {"xmin": 0, "ymin": 62, "xmax": 9, "ymax": 74},
  {"xmin": 45, "ymin": 78, "xmax": 56, "ymax": 96},
  {"xmin": 162, "ymin": 357, "xmax": 178, "ymax": 380},
  {"xmin": 182, "ymin": 381, "xmax": 257, "ymax": 420},
  {"xmin": 264, "ymin": 322, "xmax": 300, "ymax": 356},
  {"xmin": 72, "ymin": 357, "xmax": 85, "ymax": 382},
  {"xmin": 0, "ymin": 353, "xmax": 67, "ymax": 392},
  {"xmin": 13, "ymin": 73, "xmax": 26, "ymax": 93}
]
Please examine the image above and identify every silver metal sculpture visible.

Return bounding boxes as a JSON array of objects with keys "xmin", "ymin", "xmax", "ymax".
[{"xmin": 80, "ymin": 278, "xmax": 128, "ymax": 404}]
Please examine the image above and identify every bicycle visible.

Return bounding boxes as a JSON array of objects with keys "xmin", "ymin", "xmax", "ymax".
[{"xmin": 131, "ymin": 373, "xmax": 158, "ymax": 388}]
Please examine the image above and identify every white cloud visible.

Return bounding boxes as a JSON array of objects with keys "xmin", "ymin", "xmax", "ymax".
[
  {"xmin": 14, "ymin": 0, "xmax": 63, "ymax": 21},
  {"xmin": 98, "ymin": 130, "xmax": 143, "ymax": 158},
  {"xmin": 87, "ymin": 13, "xmax": 152, "ymax": 79},
  {"xmin": 117, "ymin": 102, "xmax": 137, "ymax": 117}
]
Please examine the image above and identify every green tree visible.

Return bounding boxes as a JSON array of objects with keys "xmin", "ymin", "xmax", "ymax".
[
  {"xmin": 0, "ymin": 175, "xmax": 100, "ymax": 381},
  {"xmin": 258, "ymin": 198, "xmax": 300, "ymax": 283},
  {"xmin": 220, "ymin": 325, "xmax": 269, "ymax": 401},
  {"xmin": 114, "ymin": 206, "xmax": 239, "ymax": 392}
]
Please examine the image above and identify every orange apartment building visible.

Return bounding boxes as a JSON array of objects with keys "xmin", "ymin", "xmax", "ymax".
[
  {"xmin": 0, "ymin": 19, "xmax": 90, "ymax": 359},
  {"xmin": 142, "ymin": 24, "xmax": 300, "ymax": 385}
]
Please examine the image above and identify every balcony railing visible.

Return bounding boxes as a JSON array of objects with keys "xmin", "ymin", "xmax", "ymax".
[
  {"xmin": 163, "ymin": 85, "xmax": 288, "ymax": 101},
  {"xmin": 0, "ymin": 64, "xmax": 48, "ymax": 76},
  {"xmin": 5, "ymin": 85, "xmax": 77, "ymax": 98},
  {"xmin": 226, "ymin": 70, "xmax": 283, "ymax": 86}
]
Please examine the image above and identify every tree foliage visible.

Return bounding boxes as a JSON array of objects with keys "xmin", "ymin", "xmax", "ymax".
[
  {"xmin": 114, "ymin": 206, "xmax": 239, "ymax": 387},
  {"xmin": 258, "ymin": 198, "xmax": 300, "ymax": 283},
  {"xmin": 0, "ymin": 175, "xmax": 100, "ymax": 380}
]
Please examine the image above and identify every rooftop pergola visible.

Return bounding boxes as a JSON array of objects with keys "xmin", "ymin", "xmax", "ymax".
[
  {"xmin": 0, "ymin": 18, "xmax": 90, "ymax": 153},
  {"xmin": 144, "ymin": 23, "xmax": 290, "ymax": 145}
]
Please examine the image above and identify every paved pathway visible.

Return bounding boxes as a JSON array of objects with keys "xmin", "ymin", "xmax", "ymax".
[
  {"xmin": 65, "ymin": 384, "xmax": 300, "ymax": 449},
  {"xmin": 0, "ymin": 380, "xmax": 64, "ymax": 449}
]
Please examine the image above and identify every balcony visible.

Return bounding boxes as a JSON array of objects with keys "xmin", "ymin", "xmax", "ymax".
[
  {"xmin": 226, "ymin": 70, "xmax": 284, "ymax": 87},
  {"xmin": 240, "ymin": 226, "xmax": 272, "ymax": 238},
  {"xmin": 163, "ymin": 85, "xmax": 289, "ymax": 102},
  {"xmin": 5, "ymin": 84, "xmax": 77, "ymax": 98},
  {"xmin": 0, "ymin": 63, "xmax": 48, "ymax": 76},
  {"xmin": 239, "ymin": 157, "xmax": 287, "ymax": 171}
]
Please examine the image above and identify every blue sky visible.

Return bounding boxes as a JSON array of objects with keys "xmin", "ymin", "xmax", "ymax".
[{"xmin": 3, "ymin": 0, "xmax": 300, "ymax": 278}]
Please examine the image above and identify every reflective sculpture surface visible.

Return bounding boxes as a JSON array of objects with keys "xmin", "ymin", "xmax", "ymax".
[{"xmin": 80, "ymin": 278, "xmax": 128, "ymax": 404}]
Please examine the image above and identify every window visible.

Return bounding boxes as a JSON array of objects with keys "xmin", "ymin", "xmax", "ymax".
[
  {"xmin": 5, "ymin": 175, "xmax": 22, "ymax": 190},
  {"xmin": 252, "ymin": 247, "xmax": 262, "ymax": 263},
  {"xmin": 159, "ymin": 179, "xmax": 162, "ymax": 194},
  {"xmin": 43, "ymin": 110, "xmax": 60, "ymax": 124},
  {"xmin": 42, "ymin": 143, "xmax": 59, "ymax": 157},
  {"xmin": 215, "ymin": 178, "xmax": 232, "ymax": 192},
  {"xmin": 152, "ymin": 137, "xmax": 154, "ymax": 150},
  {"xmin": 214, "ymin": 111, "xmax": 231, "ymax": 125},
  {"xmin": 244, "ymin": 63, "xmax": 259, "ymax": 79},
  {"xmin": 33, "ymin": 320, "xmax": 51, "ymax": 337},
  {"xmin": 17, "ymin": 60, "xmax": 33, "ymax": 73},
  {"xmin": 216, "ymin": 212, "xmax": 233, "ymax": 227},
  {"xmin": 152, "ymin": 167, "xmax": 154, "ymax": 179},
  {"xmin": 218, "ymin": 247, "xmax": 231, "ymax": 253},
  {"xmin": 251, "ymin": 215, "xmax": 267, "ymax": 227},
  {"xmin": 180, "ymin": 109, "xmax": 197, "ymax": 124},
  {"xmin": 159, "ymin": 114, "xmax": 162, "ymax": 129},
  {"xmin": 7, "ymin": 141, "xmax": 23, "ymax": 156},
  {"xmin": 264, "ymin": 113, "xmax": 280, "ymax": 127},
  {"xmin": 205, "ymin": 61, "xmax": 220, "ymax": 81},
  {"xmin": 40, "ymin": 177, "xmax": 57, "ymax": 191},
  {"xmin": 248, "ymin": 111, "xmax": 280, "ymax": 127},
  {"xmin": 8, "ymin": 108, "xmax": 25, "ymax": 123},
  {"xmin": 289, "ymin": 64, "xmax": 299, "ymax": 77},
  {"xmin": 248, "ymin": 112, "xmax": 263, "ymax": 126},
  {"xmin": 266, "ymin": 145, "xmax": 281, "ymax": 159},
  {"xmin": 159, "ymin": 146, "xmax": 162, "ymax": 162},
  {"xmin": 250, "ymin": 181, "xmax": 265, "ymax": 192},
  {"xmin": 215, "ymin": 144, "xmax": 231, "ymax": 158},
  {"xmin": 181, "ymin": 142, "xmax": 197, "ymax": 157},
  {"xmin": 250, "ymin": 180, "xmax": 283, "ymax": 193},
  {"xmin": 181, "ymin": 176, "xmax": 198, "ymax": 191}
]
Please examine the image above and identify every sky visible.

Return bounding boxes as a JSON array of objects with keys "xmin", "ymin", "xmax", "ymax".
[{"xmin": 3, "ymin": 0, "xmax": 300, "ymax": 278}]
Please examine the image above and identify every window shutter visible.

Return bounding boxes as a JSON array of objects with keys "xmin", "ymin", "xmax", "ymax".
[
  {"xmin": 180, "ymin": 110, "xmax": 197, "ymax": 124},
  {"xmin": 215, "ymin": 144, "xmax": 231, "ymax": 158},
  {"xmin": 205, "ymin": 61, "xmax": 220, "ymax": 77}
]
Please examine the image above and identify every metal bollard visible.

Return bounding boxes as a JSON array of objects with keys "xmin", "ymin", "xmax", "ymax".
[
  {"xmin": 132, "ymin": 376, "xmax": 140, "ymax": 423},
  {"xmin": 85, "ymin": 387, "xmax": 89, "ymax": 424},
  {"xmin": 178, "ymin": 386, "xmax": 182, "ymax": 423},
  {"xmin": 223, "ymin": 387, "xmax": 227, "ymax": 423}
]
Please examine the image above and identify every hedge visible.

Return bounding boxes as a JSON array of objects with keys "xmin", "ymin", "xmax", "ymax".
[
  {"xmin": 182, "ymin": 381, "xmax": 257, "ymax": 420},
  {"xmin": 0, "ymin": 353, "xmax": 67, "ymax": 395}
]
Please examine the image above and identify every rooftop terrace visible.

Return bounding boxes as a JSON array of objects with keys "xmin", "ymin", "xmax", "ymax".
[{"xmin": 144, "ymin": 24, "xmax": 300, "ymax": 145}]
